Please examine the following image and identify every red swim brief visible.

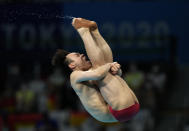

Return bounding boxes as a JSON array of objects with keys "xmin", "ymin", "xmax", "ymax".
[{"xmin": 109, "ymin": 102, "xmax": 140, "ymax": 122}]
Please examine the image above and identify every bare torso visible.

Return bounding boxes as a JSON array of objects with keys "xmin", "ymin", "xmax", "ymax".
[
  {"xmin": 70, "ymin": 74, "xmax": 117, "ymax": 122},
  {"xmin": 98, "ymin": 73, "xmax": 139, "ymax": 110}
]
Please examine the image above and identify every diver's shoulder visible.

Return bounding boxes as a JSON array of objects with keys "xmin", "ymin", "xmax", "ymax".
[{"xmin": 70, "ymin": 70, "xmax": 81, "ymax": 79}]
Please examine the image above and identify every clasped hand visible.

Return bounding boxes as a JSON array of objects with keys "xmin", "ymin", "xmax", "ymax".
[{"xmin": 110, "ymin": 62, "xmax": 121, "ymax": 75}]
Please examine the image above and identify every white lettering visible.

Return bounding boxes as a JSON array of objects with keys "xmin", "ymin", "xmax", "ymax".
[
  {"xmin": 39, "ymin": 24, "xmax": 56, "ymax": 49},
  {"xmin": 1, "ymin": 24, "xmax": 16, "ymax": 50},
  {"xmin": 118, "ymin": 22, "xmax": 134, "ymax": 47},
  {"xmin": 19, "ymin": 24, "xmax": 36, "ymax": 50},
  {"xmin": 137, "ymin": 21, "xmax": 151, "ymax": 48}
]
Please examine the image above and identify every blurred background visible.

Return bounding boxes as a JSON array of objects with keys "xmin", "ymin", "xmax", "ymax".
[{"xmin": 0, "ymin": 0, "xmax": 189, "ymax": 131}]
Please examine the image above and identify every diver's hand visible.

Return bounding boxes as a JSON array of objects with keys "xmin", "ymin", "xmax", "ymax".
[{"xmin": 110, "ymin": 62, "xmax": 121, "ymax": 75}]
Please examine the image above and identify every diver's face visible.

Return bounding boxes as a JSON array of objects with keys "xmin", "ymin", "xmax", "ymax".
[{"xmin": 66, "ymin": 52, "xmax": 91, "ymax": 71}]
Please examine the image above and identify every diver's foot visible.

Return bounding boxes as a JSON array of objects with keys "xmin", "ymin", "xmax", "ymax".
[{"xmin": 72, "ymin": 18, "xmax": 97, "ymax": 31}]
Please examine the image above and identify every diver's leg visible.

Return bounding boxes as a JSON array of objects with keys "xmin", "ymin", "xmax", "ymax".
[
  {"xmin": 72, "ymin": 18, "xmax": 106, "ymax": 68},
  {"xmin": 91, "ymin": 28, "xmax": 113, "ymax": 63}
]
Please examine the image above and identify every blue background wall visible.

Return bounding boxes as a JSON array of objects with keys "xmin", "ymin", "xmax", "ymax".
[
  {"xmin": 63, "ymin": 2, "xmax": 189, "ymax": 64},
  {"xmin": 0, "ymin": 2, "xmax": 189, "ymax": 64}
]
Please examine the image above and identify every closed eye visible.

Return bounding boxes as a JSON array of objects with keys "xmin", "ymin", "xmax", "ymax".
[{"xmin": 75, "ymin": 53, "xmax": 80, "ymax": 57}]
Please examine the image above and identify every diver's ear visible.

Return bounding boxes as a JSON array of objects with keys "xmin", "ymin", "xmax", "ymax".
[{"xmin": 68, "ymin": 62, "xmax": 76, "ymax": 70}]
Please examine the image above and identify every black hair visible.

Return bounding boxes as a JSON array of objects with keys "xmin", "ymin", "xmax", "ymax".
[
  {"xmin": 52, "ymin": 49, "xmax": 71, "ymax": 66},
  {"xmin": 51, "ymin": 49, "xmax": 72, "ymax": 76}
]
